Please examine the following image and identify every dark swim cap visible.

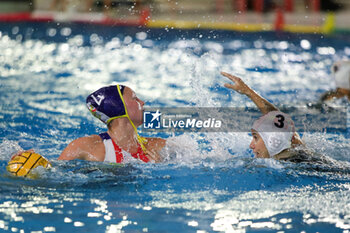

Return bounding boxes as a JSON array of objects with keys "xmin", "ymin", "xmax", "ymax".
[
  {"xmin": 86, "ymin": 85, "xmax": 126, "ymax": 124},
  {"xmin": 87, "ymin": 84, "xmax": 148, "ymax": 154}
]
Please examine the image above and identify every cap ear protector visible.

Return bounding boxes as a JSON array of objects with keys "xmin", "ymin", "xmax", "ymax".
[
  {"xmin": 252, "ymin": 111, "xmax": 295, "ymax": 157},
  {"xmin": 86, "ymin": 85, "xmax": 147, "ymax": 153},
  {"xmin": 7, "ymin": 152, "xmax": 51, "ymax": 178}
]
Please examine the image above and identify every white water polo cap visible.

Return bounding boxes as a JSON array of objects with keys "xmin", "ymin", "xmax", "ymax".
[
  {"xmin": 332, "ymin": 60, "xmax": 350, "ymax": 89},
  {"xmin": 252, "ymin": 111, "xmax": 295, "ymax": 157}
]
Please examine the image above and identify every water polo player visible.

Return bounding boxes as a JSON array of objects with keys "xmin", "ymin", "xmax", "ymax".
[
  {"xmin": 320, "ymin": 60, "xmax": 350, "ymax": 102},
  {"xmin": 8, "ymin": 85, "xmax": 166, "ymax": 177},
  {"xmin": 58, "ymin": 84, "xmax": 166, "ymax": 163},
  {"xmin": 220, "ymin": 71, "xmax": 313, "ymax": 161}
]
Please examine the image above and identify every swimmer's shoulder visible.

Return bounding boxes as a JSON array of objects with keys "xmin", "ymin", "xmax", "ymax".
[
  {"xmin": 275, "ymin": 146, "xmax": 332, "ymax": 165},
  {"xmin": 143, "ymin": 137, "xmax": 166, "ymax": 163},
  {"xmin": 144, "ymin": 137, "xmax": 166, "ymax": 150},
  {"xmin": 275, "ymin": 148, "xmax": 310, "ymax": 163},
  {"xmin": 58, "ymin": 134, "xmax": 105, "ymax": 162}
]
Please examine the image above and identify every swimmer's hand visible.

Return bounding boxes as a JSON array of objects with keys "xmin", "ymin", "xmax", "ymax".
[
  {"xmin": 319, "ymin": 88, "xmax": 350, "ymax": 102},
  {"xmin": 221, "ymin": 71, "xmax": 279, "ymax": 114},
  {"xmin": 292, "ymin": 132, "xmax": 304, "ymax": 146},
  {"xmin": 221, "ymin": 71, "xmax": 250, "ymax": 96}
]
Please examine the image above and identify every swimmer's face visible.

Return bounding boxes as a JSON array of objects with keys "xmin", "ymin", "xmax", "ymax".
[
  {"xmin": 123, "ymin": 87, "xmax": 145, "ymax": 126},
  {"xmin": 249, "ymin": 130, "xmax": 270, "ymax": 158}
]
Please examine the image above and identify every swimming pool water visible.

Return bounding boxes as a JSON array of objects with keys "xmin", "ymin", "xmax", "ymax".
[{"xmin": 0, "ymin": 22, "xmax": 350, "ymax": 232}]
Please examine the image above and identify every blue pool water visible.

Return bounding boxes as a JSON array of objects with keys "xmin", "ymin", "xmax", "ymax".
[{"xmin": 0, "ymin": 22, "xmax": 350, "ymax": 232}]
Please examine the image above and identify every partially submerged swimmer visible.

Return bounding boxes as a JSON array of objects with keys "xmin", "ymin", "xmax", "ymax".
[
  {"xmin": 58, "ymin": 84, "xmax": 166, "ymax": 163},
  {"xmin": 221, "ymin": 71, "xmax": 330, "ymax": 163},
  {"xmin": 320, "ymin": 60, "xmax": 350, "ymax": 102},
  {"xmin": 11, "ymin": 84, "xmax": 166, "ymax": 171}
]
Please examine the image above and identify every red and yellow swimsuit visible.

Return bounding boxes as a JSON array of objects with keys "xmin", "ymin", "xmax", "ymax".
[{"xmin": 99, "ymin": 133, "xmax": 149, "ymax": 163}]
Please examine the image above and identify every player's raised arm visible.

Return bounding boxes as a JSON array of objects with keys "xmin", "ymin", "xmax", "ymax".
[{"xmin": 221, "ymin": 71, "xmax": 278, "ymax": 114}]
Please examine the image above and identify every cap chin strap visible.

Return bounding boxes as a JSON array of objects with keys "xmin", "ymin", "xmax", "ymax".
[{"xmin": 106, "ymin": 85, "xmax": 147, "ymax": 153}]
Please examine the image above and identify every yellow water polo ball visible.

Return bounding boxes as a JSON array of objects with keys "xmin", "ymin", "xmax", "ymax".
[{"xmin": 7, "ymin": 152, "xmax": 51, "ymax": 178}]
